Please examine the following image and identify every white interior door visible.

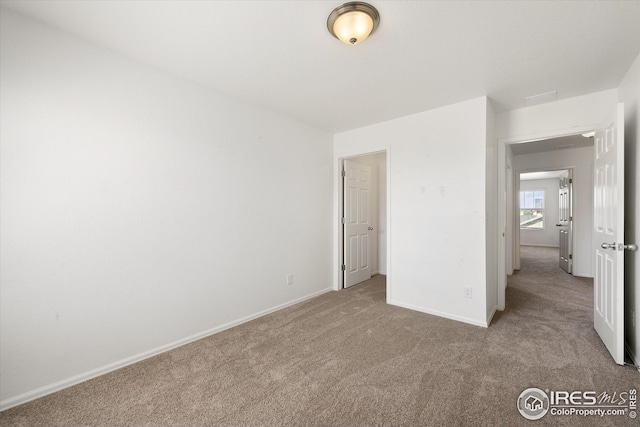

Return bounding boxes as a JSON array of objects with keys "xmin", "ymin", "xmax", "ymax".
[
  {"xmin": 343, "ymin": 159, "xmax": 372, "ymax": 288},
  {"xmin": 593, "ymin": 103, "xmax": 625, "ymax": 365},
  {"xmin": 558, "ymin": 174, "xmax": 572, "ymax": 274}
]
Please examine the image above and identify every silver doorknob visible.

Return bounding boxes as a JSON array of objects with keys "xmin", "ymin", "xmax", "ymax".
[
  {"xmin": 601, "ymin": 243, "xmax": 616, "ymax": 250},
  {"xmin": 619, "ymin": 243, "xmax": 638, "ymax": 251},
  {"xmin": 368, "ymin": 227, "xmax": 374, "ymax": 231}
]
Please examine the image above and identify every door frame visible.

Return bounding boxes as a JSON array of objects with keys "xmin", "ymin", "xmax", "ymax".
[
  {"xmin": 497, "ymin": 126, "xmax": 598, "ymax": 310},
  {"xmin": 515, "ymin": 167, "xmax": 574, "ymax": 269},
  {"xmin": 334, "ymin": 149, "xmax": 390, "ymax": 299}
]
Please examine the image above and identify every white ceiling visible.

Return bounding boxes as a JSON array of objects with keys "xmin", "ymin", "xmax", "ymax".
[{"xmin": 2, "ymin": 0, "xmax": 639, "ymax": 132}]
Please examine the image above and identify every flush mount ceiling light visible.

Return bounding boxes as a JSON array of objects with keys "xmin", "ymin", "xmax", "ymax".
[{"xmin": 327, "ymin": 2, "xmax": 380, "ymax": 45}]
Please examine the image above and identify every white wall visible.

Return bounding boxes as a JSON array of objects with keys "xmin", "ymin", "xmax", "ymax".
[
  {"xmin": 513, "ymin": 148, "xmax": 593, "ymax": 277},
  {"xmin": 519, "ymin": 178, "xmax": 561, "ymax": 247},
  {"xmin": 618, "ymin": 53, "xmax": 640, "ymax": 365},
  {"xmin": 348, "ymin": 153, "xmax": 386, "ymax": 275},
  {"xmin": 496, "ymin": 90, "xmax": 618, "ymax": 142},
  {"xmin": 334, "ymin": 97, "xmax": 490, "ymax": 327},
  {"xmin": 0, "ymin": 9, "xmax": 333, "ymax": 408}
]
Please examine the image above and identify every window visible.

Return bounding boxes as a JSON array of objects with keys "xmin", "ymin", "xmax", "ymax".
[{"xmin": 520, "ymin": 190, "xmax": 545, "ymax": 229}]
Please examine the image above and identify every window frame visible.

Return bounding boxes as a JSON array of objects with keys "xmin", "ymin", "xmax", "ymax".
[{"xmin": 519, "ymin": 189, "xmax": 545, "ymax": 230}]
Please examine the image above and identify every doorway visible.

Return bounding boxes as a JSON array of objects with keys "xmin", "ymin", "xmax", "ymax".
[
  {"xmin": 497, "ymin": 103, "xmax": 628, "ymax": 366},
  {"xmin": 498, "ymin": 133, "xmax": 595, "ymax": 310},
  {"xmin": 338, "ymin": 151, "xmax": 388, "ymax": 290},
  {"xmin": 518, "ymin": 168, "xmax": 573, "ymax": 274},
  {"xmin": 505, "ymin": 134, "xmax": 595, "ymax": 281}
]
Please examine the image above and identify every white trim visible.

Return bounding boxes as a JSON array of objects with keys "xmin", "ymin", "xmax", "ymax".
[
  {"xmin": 0, "ymin": 287, "xmax": 333, "ymax": 412},
  {"xmin": 497, "ymin": 140, "xmax": 506, "ymax": 310},
  {"xmin": 515, "ymin": 169, "xmax": 521, "ymax": 270},
  {"xmin": 498, "ymin": 125, "xmax": 598, "ymax": 146},
  {"xmin": 389, "ymin": 300, "xmax": 489, "ymax": 328}
]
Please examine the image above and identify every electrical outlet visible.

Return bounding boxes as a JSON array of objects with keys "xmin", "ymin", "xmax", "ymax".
[
  {"xmin": 286, "ymin": 274, "xmax": 294, "ymax": 285},
  {"xmin": 463, "ymin": 287, "xmax": 472, "ymax": 299}
]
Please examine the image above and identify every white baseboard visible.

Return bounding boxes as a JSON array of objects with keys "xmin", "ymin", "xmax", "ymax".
[
  {"xmin": 388, "ymin": 299, "xmax": 489, "ymax": 328},
  {"xmin": 0, "ymin": 287, "xmax": 333, "ymax": 412}
]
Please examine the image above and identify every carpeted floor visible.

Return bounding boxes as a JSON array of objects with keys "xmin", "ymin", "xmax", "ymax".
[{"xmin": 1, "ymin": 246, "xmax": 637, "ymax": 426}]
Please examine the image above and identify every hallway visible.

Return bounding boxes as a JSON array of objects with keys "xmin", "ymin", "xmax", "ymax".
[
  {"xmin": 504, "ymin": 245, "xmax": 595, "ymax": 341},
  {"xmin": 508, "ymin": 245, "xmax": 593, "ymax": 312}
]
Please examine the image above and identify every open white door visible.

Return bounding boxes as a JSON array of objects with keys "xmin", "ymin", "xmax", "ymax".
[
  {"xmin": 593, "ymin": 103, "xmax": 625, "ymax": 365},
  {"xmin": 558, "ymin": 173, "xmax": 572, "ymax": 274},
  {"xmin": 343, "ymin": 159, "xmax": 372, "ymax": 288}
]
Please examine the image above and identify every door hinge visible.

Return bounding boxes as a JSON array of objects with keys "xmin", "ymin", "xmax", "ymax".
[
  {"xmin": 569, "ymin": 254, "xmax": 573, "ymax": 260},
  {"xmin": 569, "ymin": 216, "xmax": 572, "ymax": 222},
  {"xmin": 341, "ymin": 265, "xmax": 346, "ymax": 271},
  {"xmin": 569, "ymin": 179, "xmax": 573, "ymax": 184},
  {"xmin": 341, "ymin": 170, "xmax": 346, "ymax": 177},
  {"xmin": 341, "ymin": 217, "xmax": 346, "ymax": 224}
]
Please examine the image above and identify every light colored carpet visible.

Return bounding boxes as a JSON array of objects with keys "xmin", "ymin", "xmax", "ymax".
[{"xmin": 1, "ymin": 246, "xmax": 637, "ymax": 426}]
